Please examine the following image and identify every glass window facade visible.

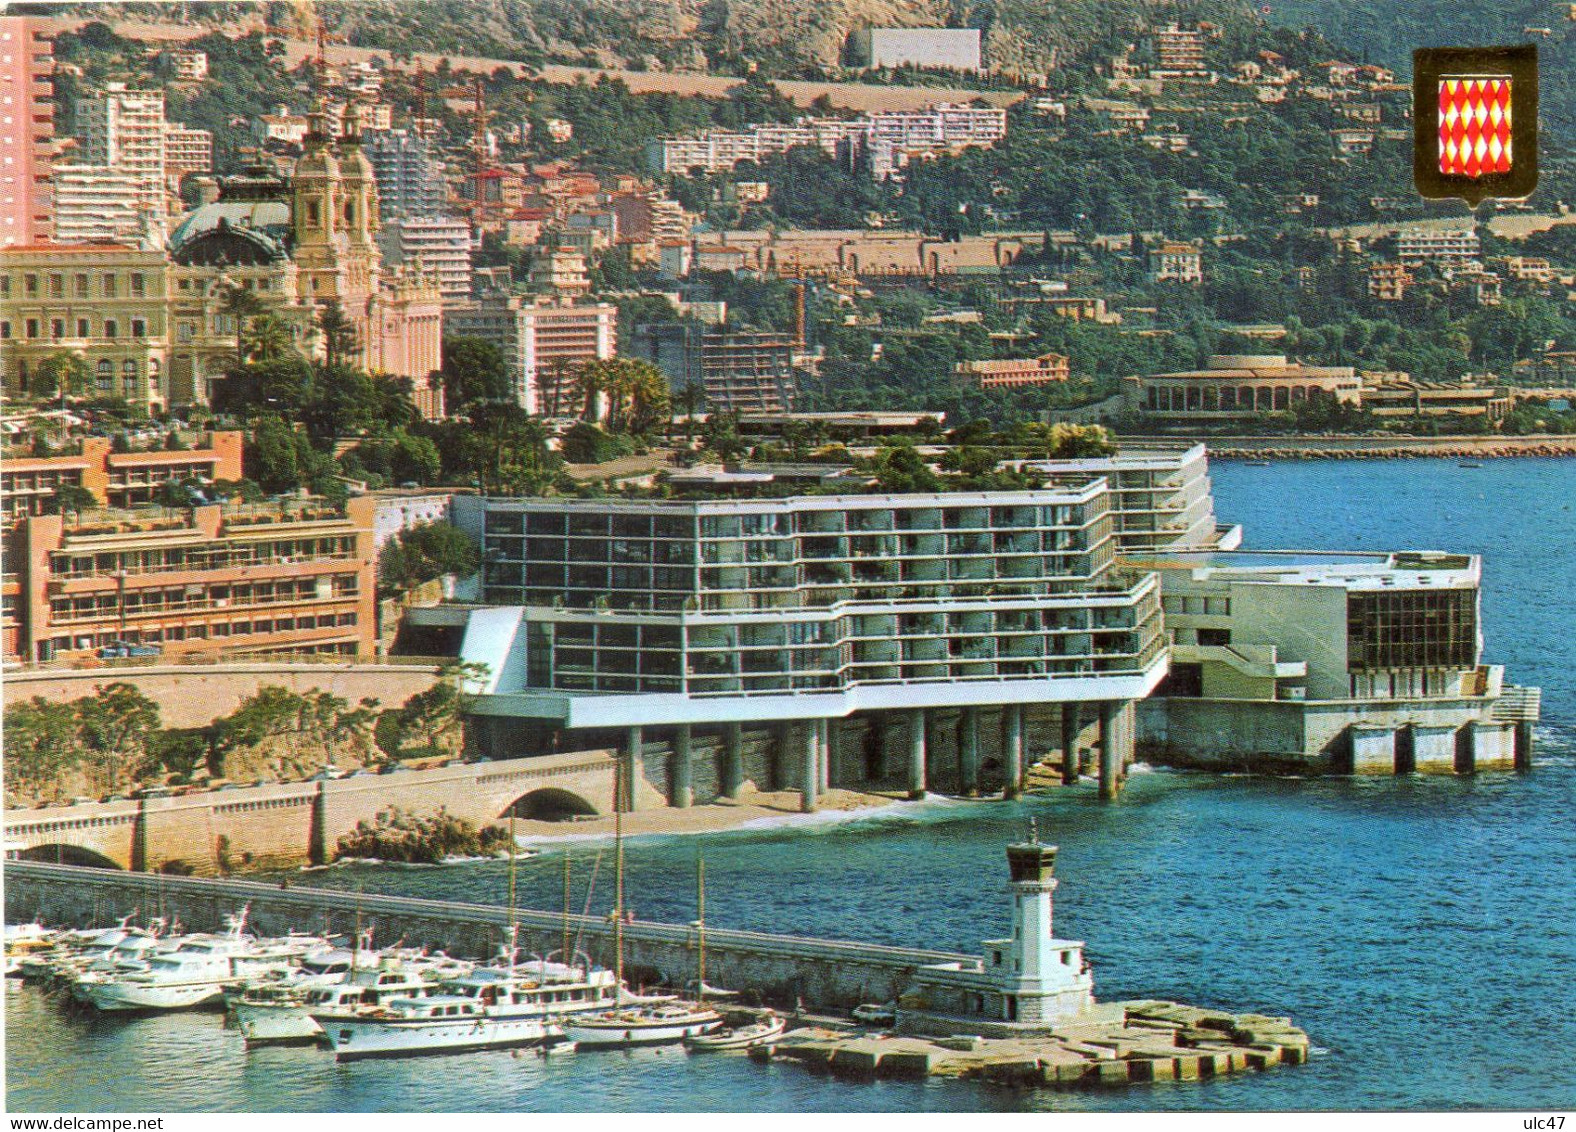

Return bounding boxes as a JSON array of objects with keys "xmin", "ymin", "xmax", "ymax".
[{"xmin": 473, "ymin": 493, "xmax": 1164, "ymax": 700}]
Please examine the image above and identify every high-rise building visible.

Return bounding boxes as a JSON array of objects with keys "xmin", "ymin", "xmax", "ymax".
[
  {"xmin": 0, "ymin": 15, "xmax": 56, "ymax": 247},
  {"xmin": 445, "ymin": 295, "xmax": 616, "ymax": 414},
  {"xmin": 526, "ymin": 245, "xmax": 591, "ymax": 298},
  {"xmin": 49, "ymin": 165, "xmax": 145, "ymax": 244},
  {"xmin": 440, "ymin": 486, "xmax": 1163, "ymax": 803},
  {"xmin": 631, "ymin": 323, "xmax": 797, "ymax": 413},
  {"xmin": 378, "ymin": 214, "xmax": 474, "ymax": 307},
  {"xmin": 364, "ymin": 129, "xmax": 447, "ymax": 219},
  {"xmin": 1027, "ymin": 443, "xmax": 1239, "ymax": 555},
  {"xmin": 74, "ymin": 84, "xmax": 166, "ymax": 232},
  {"xmin": 15, "ymin": 494, "xmax": 377, "ymax": 664},
  {"xmin": 163, "ymin": 125, "xmax": 213, "ymax": 189}
]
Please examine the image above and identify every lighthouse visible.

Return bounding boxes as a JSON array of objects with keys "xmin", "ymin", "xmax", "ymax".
[
  {"xmin": 989, "ymin": 822, "xmax": 1094, "ymax": 1024},
  {"xmin": 898, "ymin": 822, "xmax": 1096, "ymax": 1035}
]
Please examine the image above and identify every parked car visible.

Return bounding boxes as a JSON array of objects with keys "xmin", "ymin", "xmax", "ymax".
[{"xmin": 852, "ymin": 1003, "xmax": 897, "ymax": 1026}]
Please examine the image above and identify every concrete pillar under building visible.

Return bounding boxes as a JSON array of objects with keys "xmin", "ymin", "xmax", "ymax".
[
  {"xmin": 907, "ymin": 708, "xmax": 927, "ymax": 799},
  {"xmin": 1455, "ymin": 721, "xmax": 1477, "ymax": 774},
  {"xmin": 1349, "ymin": 724, "xmax": 1397, "ymax": 774},
  {"xmin": 1002, "ymin": 704, "xmax": 1025, "ymax": 799},
  {"xmin": 671, "ymin": 724, "xmax": 693, "ymax": 809},
  {"xmin": 1515, "ymin": 721, "xmax": 1535, "ymax": 772},
  {"xmin": 1097, "ymin": 701, "xmax": 1133, "ymax": 800},
  {"xmin": 824, "ymin": 719, "xmax": 840, "ymax": 791},
  {"xmin": 801, "ymin": 722, "xmax": 819, "ymax": 814},
  {"xmin": 959, "ymin": 708, "xmax": 980, "ymax": 797},
  {"xmin": 722, "ymin": 722, "xmax": 744, "ymax": 798},
  {"xmin": 1061, "ymin": 706, "xmax": 1081, "ymax": 786},
  {"xmin": 1411, "ymin": 724, "xmax": 1458, "ymax": 773},
  {"xmin": 621, "ymin": 726, "xmax": 643, "ymax": 812}
]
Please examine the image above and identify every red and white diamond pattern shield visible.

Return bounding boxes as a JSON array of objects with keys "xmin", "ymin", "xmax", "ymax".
[{"xmin": 1439, "ymin": 76, "xmax": 1513, "ymax": 177}]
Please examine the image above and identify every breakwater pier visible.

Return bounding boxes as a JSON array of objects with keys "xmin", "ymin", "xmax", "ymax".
[
  {"xmin": 4, "ymin": 860, "xmax": 967, "ymax": 1009},
  {"xmin": 6, "ymin": 842, "xmax": 1311, "ymax": 1093}
]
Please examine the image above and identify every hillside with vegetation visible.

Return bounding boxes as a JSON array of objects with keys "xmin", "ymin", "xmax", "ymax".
[{"xmin": 67, "ymin": 0, "xmax": 1254, "ymax": 77}]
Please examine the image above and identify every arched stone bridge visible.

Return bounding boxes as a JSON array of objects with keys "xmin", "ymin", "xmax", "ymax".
[{"xmin": 3, "ymin": 750, "xmax": 616, "ymax": 875}]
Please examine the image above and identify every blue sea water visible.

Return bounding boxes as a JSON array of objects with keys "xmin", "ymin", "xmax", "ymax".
[{"xmin": 7, "ymin": 458, "xmax": 1575, "ymax": 1113}]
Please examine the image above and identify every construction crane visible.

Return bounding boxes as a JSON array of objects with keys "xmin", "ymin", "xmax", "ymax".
[{"xmin": 470, "ymin": 76, "xmax": 490, "ymax": 232}]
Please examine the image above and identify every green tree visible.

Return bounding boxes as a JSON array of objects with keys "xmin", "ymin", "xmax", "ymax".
[
  {"xmin": 76, "ymin": 683, "xmax": 162, "ymax": 795},
  {"xmin": 244, "ymin": 414, "xmax": 335, "ymax": 495},
  {"xmin": 458, "ymin": 403, "xmax": 562, "ymax": 493},
  {"xmin": 47, "ymin": 483, "xmax": 99, "ymax": 515},
  {"xmin": 242, "ymin": 311, "xmax": 298, "ymax": 363},
  {"xmin": 699, "ymin": 412, "xmax": 747, "ymax": 461},
  {"xmin": 316, "ymin": 301, "xmax": 360, "ymax": 369},
  {"xmin": 2, "ymin": 697, "xmax": 86, "ymax": 801},
  {"xmin": 1045, "ymin": 423, "xmax": 1117, "ymax": 458},
  {"xmin": 220, "ymin": 284, "xmax": 266, "ymax": 369},
  {"xmin": 560, "ymin": 420, "xmax": 634, "ymax": 464},
  {"xmin": 869, "ymin": 443, "xmax": 942, "ymax": 492},
  {"xmin": 212, "ymin": 685, "xmax": 307, "ymax": 778},
  {"xmin": 380, "ymin": 522, "xmax": 482, "ymax": 593},
  {"xmin": 440, "ymin": 336, "xmax": 512, "ymax": 410},
  {"xmin": 33, "ymin": 350, "xmax": 91, "ymax": 402}
]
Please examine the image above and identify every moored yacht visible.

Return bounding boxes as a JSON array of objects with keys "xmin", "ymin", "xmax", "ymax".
[
  {"xmin": 319, "ymin": 994, "xmax": 561, "ymax": 1061},
  {"xmin": 562, "ymin": 1001, "xmax": 724, "ymax": 1048},
  {"xmin": 235, "ymin": 955, "xmax": 446, "ymax": 1046},
  {"xmin": 82, "ymin": 910, "xmax": 275, "ymax": 1013}
]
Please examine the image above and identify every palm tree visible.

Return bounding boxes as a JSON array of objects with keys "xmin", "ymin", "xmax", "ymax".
[
  {"xmin": 316, "ymin": 301, "xmax": 360, "ymax": 370},
  {"xmin": 243, "ymin": 312, "xmax": 297, "ymax": 363},
  {"xmin": 625, "ymin": 361, "xmax": 671, "ymax": 436},
  {"xmin": 219, "ymin": 285, "xmax": 265, "ymax": 369},
  {"xmin": 571, "ymin": 360, "xmax": 604, "ymax": 424}
]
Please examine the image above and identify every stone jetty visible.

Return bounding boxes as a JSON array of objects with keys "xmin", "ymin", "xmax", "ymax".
[{"xmin": 757, "ymin": 1000, "xmax": 1311, "ymax": 1089}]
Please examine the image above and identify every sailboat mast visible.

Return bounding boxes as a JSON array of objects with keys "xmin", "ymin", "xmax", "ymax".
[
  {"xmin": 507, "ymin": 808, "xmax": 517, "ymax": 976},
  {"xmin": 613, "ymin": 759, "xmax": 625, "ymax": 995},
  {"xmin": 561, "ymin": 851, "xmax": 572, "ymax": 965},
  {"xmin": 696, "ymin": 854, "xmax": 706, "ymax": 1007}
]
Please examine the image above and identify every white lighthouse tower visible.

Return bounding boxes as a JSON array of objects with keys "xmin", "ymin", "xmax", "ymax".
[
  {"xmin": 899, "ymin": 822, "xmax": 1096, "ymax": 1035},
  {"xmin": 985, "ymin": 821, "xmax": 1094, "ymax": 1024}
]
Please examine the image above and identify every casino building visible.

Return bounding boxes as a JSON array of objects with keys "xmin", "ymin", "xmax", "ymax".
[{"xmin": 166, "ymin": 109, "xmax": 443, "ymax": 416}]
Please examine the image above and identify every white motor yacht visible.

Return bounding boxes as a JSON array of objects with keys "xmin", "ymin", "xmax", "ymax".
[
  {"xmin": 235, "ymin": 955, "xmax": 442, "ymax": 1046},
  {"xmin": 83, "ymin": 910, "xmax": 269, "ymax": 1013},
  {"xmin": 319, "ymin": 994, "xmax": 561, "ymax": 1061}
]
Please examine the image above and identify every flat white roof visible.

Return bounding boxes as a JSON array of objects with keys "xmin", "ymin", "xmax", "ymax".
[{"xmin": 1134, "ymin": 549, "xmax": 1479, "ymax": 590}]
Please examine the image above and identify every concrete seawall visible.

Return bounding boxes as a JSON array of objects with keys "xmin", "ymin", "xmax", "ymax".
[{"xmin": 3, "ymin": 862, "xmax": 967, "ymax": 1009}]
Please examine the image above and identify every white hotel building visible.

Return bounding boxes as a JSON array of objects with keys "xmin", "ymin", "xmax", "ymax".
[
  {"xmin": 406, "ymin": 445, "xmax": 1536, "ymax": 812},
  {"xmin": 440, "ymin": 484, "xmax": 1165, "ymax": 810}
]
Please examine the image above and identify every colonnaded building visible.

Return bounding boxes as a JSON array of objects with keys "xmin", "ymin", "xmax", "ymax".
[{"xmin": 405, "ymin": 443, "xmax": 1537, "ymax": 811}]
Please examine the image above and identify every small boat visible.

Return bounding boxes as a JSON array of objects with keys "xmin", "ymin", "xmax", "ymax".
[
  {"xmin": 1244, "ymin": 460, "xmax": 1272, "ymax": 467},
  {"xmin": 684, "ymin": 1013, "xmax": 786, "ymax": 1051},
  {"xmin": 561, "ymin": 1002, "xmax": 723, "ymax": 1048},
  {"xmin": 1459, "ymin": 461, "xmax": 1484, "ymax": 468},
  {"xmin": 5, "ymin": 923, "xmax": 58, "ymax": 976}
]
